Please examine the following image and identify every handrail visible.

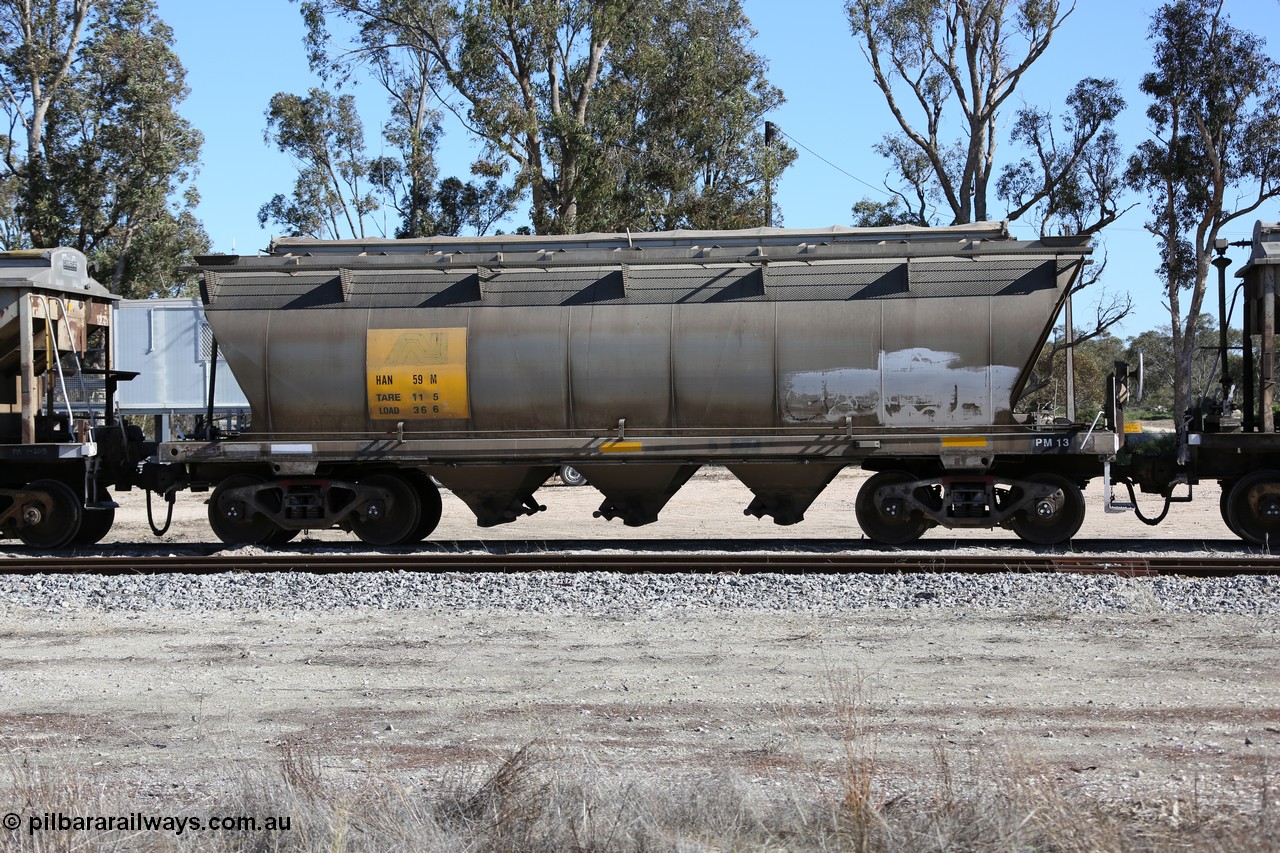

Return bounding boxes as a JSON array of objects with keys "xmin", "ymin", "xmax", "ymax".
[{"xmin": 33, "ymin": 294, "xmax": 94, "ymax": 426}]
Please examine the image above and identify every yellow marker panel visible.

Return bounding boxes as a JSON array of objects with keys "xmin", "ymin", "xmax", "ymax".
[
  {"xmin": 941, "ymin": 436, "xmax": 989, "ymax": 448},
  {"xmin": 600, "ymin": 440, "xmax": 643, "ymax": 453},
  {"xmin": 366, "ymin": 328, "xmax": 469, "ymax": 420},
  {"xmin": 1123, "ymin": 422, "xmax": 1144, "ymax": 434}
]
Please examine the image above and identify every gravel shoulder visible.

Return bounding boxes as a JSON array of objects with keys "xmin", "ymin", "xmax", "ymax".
[
  {"xmin": 0, "ymin": 607, "xmax": 1276, "ymax": 818},
  {"xmin": 0, "ymin": 470, "xmax": 1277, "ymax": 826}
]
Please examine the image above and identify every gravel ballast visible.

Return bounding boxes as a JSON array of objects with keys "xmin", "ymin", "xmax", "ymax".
[{"xmin": 1, "ymin": 568, "xmax": 1277, "ymax": 615}]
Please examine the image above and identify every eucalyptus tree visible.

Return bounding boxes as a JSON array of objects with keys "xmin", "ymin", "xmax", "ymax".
[
  {"xmin": 847, "ymin": 0, "xmax": 1132, "ymax": 420},
  {"xmin": 295, "ymin": 0, "xmax": 790, "ymax": 234},
  {"xmin": 845, "ymin": 0, "xmax": 1126, "ymax": 237},
  {"xmin": 588, "ymin": 0, "xmax": 794, "ymax": 230},
  {"xmin": 0, "ymin": 0, "xmax": 207, "ymax": 296},
  {"xmin": 258, "ymin": 88, "xmax": 380, "ymax": 240},
  {"xmin": 1126, "ymin": 0, "xmax": 1280, "ymax": 418},
  {"xmin": 298, "ymin": 0, "xmax": 519, "ymax": 237},
  {"xmin": 0, "ymin": 0, "xmax": 100, "ymax": 247}
]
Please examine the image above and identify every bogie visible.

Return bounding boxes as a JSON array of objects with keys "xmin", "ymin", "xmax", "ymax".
[
  {"xmin": 207, "ymin": 474, "xmax": 282, "ymax": 546},
  {"xmin": 852, "ymin": 470, "xmax": 1086, "ymax": 546},
  {"xmin": 202, "ymin": 471, "xmax": 438, "ymax": 548}
]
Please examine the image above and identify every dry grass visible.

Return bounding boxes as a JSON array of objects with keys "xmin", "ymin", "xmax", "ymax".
[
  {"xmin": 4, "ymin": 662, "xmax": 1279, "ymax": 853},
  {"xmin": 0, "ymin": 740, "xmax": 1275, "ymax": 852}
]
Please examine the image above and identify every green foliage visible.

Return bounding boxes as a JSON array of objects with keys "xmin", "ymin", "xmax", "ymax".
[
  {"xmin": 295, "ymin": 0, "xmax": 521, "ymax": 239},
  {"xmin": 850, "ymin": 198, "xmax": 926, "ymax": 228},
  {"xmin": 1020, "ymin": 316, "xmax": 1257, "ymax": 428},
  {"xmin": 1122, "ymin": 314, "xmax": 1242, "ymax": 418},
  {"xmin": 585, "ymin": 0, "xmax": 795, "ymax": 230},
  {"xmin": 429, "ymin": 176, "xmax": 516, "ymax": 237},
  {"xmin": 850, "ymin": 135, "xmax": 933, "ymax": 227},
  {"xmin": 1020, "ymin": 329, "xmax": 1127, "ymax": 420},
  {"xmin": 999, "ymin": 78, "xmax": 1129, "ymax": 235},
  {"xmin": 295, "ymin": 0, "xmax": 791, "ymax": 235},
  {"xmin": 0, "ymin": 0, "xmax": 207, "ymax": 297},
  {"xmin": 1125, "ymin": 0, "xmax": 1280, "ymax": 414},
  {"xmin": 1116, "ymin": 429, "xmax": 1178, "ymax": 461},
  {"xmin": 258, "ymin": 88, "xmax": 380, "ymax": 239},
  {"xmin": 846, "ymin": 0, "xmax": 1126, "ymax": 236},
  {"xmin": 1124, "ymin": 327, "xmax": 1179, "ymax": 417}
]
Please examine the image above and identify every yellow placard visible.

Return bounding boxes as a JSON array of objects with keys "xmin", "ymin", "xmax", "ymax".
[
  {"xmin": 941, "ymin": 436, "xmax": 988, "ymax": 448},
  {"xmin": 366, "ymin": 328, "xmax": 469, "ymax": 420},
  {"xmin": 600, "ymin": 440, "xmax": 643, "ymax": 453},
  {"xmin": 1123, "ymin": 422, "xmax": 1144, "ymax": 434}
]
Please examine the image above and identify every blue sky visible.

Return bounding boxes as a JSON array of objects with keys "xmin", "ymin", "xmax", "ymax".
[{"xmin": 154, "ymin": 0, "xmax": 1280, "ymax": 337}]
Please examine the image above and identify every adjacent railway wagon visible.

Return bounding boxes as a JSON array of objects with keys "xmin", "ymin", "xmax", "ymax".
[
  {"xmin": 1116, "ymin": 220, "xmax": 1280, "ymax": 547},
  {"xmin": 0, "ymin": 249, "xmax": 150, "ymax": 547},
  {"xmin": 153, "ymin": 222, "xmax": 1131, "ymax": 547}
]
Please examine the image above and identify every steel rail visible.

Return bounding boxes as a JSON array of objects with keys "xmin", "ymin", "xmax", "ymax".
[{"xmin": 0, "ymin": 551, "xmax": 1275, "ymax": 576}]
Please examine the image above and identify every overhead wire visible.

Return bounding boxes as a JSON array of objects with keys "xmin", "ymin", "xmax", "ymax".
[{"xmin": 769, "ymin": 124, "xmax": 941, "ymax": 220}]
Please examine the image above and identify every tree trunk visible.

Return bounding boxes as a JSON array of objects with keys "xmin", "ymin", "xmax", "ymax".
[
  {"xmin": 111, "ymin": 226, "xmax": 134, "ymax": 294},
  {"xmin": 18, "ymin": 0, "xmax": 95, "ymax": 247}
]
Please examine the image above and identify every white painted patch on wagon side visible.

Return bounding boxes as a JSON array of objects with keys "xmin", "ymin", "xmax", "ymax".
[
  {"xmin": 270, "ymin": 443, "xmax": 316, "ymax": 454},
  {"xmin": 782, "ymin": 348, "xmax": 1020, "ymax": 426}
]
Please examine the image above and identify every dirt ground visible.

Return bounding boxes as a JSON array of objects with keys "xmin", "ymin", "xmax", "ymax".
[{"xmin": 0, "ymin": 470, "xmax": 1277, "ymax": 830}]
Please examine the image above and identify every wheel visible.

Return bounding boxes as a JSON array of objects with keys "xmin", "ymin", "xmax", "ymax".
[
  {"xmin": 1219, "ymin": 481, "xmax": 1239, "ymax": 536},
  {"xmin": 559, "ymin": 465, "xmax": 588, "ymax": 487},
  {"xmin": 72, "ymin": 487, "xmax": 116, "ymax": 546},
  {"xmin": 1008, "ymin": 473, "xmax": 1085, "ymax": 546},
  {"xmin": 17, "ymin": 479, "xmax": 82, "ymax": 549},
  {"xmin": 403, "ymin": 470, "xmax": 443, "ymax": 541},
  {"xmin": 208, "ymin": 474, "xmax": 280, "ymax": 546},
  {"xmin": 855, "ymin": 471, "xmax": 930, "ymax": 546},
  {"xmin": 350, "ymin": 472, "xmax": 422, "ymax": 546},
  {"xmin": 72, "ymin": 507, "xmax": 115, "ymax": 546},
  {"xmin": 1225, "ymin": 471, "xmax": 1280, "ymax": 547}
]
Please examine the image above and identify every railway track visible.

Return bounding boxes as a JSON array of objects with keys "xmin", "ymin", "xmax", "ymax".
[{"xmin": 0, "ymin": 547, "xmax": 1276, "ymax": 576}]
